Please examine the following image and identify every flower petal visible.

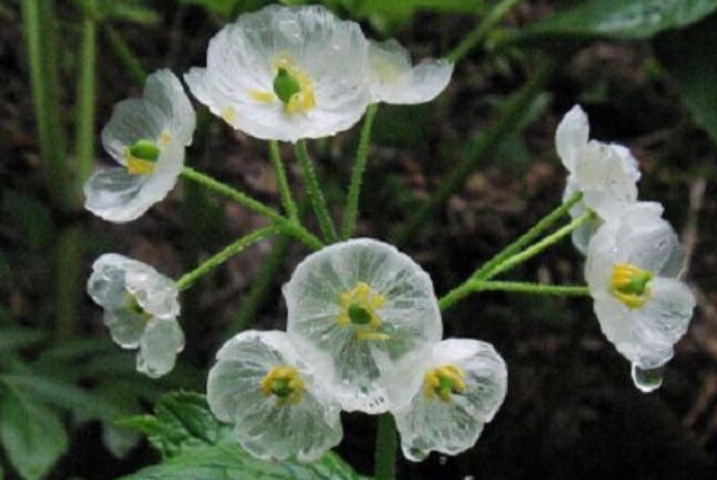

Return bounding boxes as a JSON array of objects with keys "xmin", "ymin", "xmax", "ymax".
[
  {"xmin": 555, "ymin": 105, "xmax": 589, "ymax": 172},
  {"xmin": 137, "ymin": 318, "xmax": 185, "ymax": 378},
  {"xmin": 143, "ymin": 70, "xmax": 196, "ymax": 145}
]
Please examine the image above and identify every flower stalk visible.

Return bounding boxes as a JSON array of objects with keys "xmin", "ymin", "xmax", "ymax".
[
  {"xmin": 375, "ymin": 413, "xmax": 398, "ymax": 480},
  {"xmin": 440, "ymin": 280, "xmax": 590, "ymax": 311},
  {"xmin": 342, "ymin": 103, "xmax": 379, "ymax": 239},
  {"xmin": 269, "ymin": 140, "xmax": 299, "ymax": 220},
  {"xmin": 176, "ymin": 226, "xmax": 281, "ymax": 291},
  {"xmin": 295, "ymin": 140, "xmax": 338, "ymax": 243}
]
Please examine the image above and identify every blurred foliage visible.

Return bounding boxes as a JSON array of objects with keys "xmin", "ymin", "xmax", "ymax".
[{"xmin": 120, "ymin": 392, "xmax": 366, "ymax": 480}]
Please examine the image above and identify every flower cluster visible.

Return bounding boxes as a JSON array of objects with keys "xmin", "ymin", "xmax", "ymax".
[
  {"xmin": 556, "ymin": 106, "xmax": 695, "ymax": 391},
  {"xmin": 209, "ymin": 239, "xmax": 507, "ymax": 462}
]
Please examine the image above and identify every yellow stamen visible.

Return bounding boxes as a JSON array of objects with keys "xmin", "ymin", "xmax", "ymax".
[
  {"xmin": 249, "ymin": 90, "xmax": 276, "ymax": 103},
  {"xmin": 610, "ymin": 263, "xmax": 653, "ymax": 309},
  {"xmin": 423, "ymin": 364, "xmax": 466, "ymax": 403},
  {"xmin": 336, "ymin": 282, "xmax": 388, "ymax": 341},
  {"xmin": 259, "ymin": 366, "xmax": 305, "ymax": 406},
  {"xmin": 160, "ymin": 131, "xmax": 172, "ymax": 146},
  {"xmin": 273, "ymin": 56, "xmax": 316, "ymax": 115},
  {"xmin": 126, "ymin": 157, "xmax": 155, "ymax": 175},
  {"xmin": 222, "ymin": 106, "xmax": 236, "ymax": 124}
]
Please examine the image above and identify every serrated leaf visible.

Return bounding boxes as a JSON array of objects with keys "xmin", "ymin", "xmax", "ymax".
[
  {"xmin": 120, "ymin": 446, "xmax": 367, "ymax": 480},
  {"xmin": 653, "ymin": 13, "xmax": 717, "ymax": 145},
  {"xmin": 0, "ymin": 386, "xmax": 68, "ymax": 480},
  {"xmin": 525, "ymin": 0, "xmax": 717, "ymax": 40},
  {"xmin": 120, "ymin": 392, "xmax": 366, "ymax": 480}
]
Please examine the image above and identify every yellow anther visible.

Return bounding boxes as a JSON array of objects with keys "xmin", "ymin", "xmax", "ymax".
[
  {"xmin": 260, "ymin": 366, "xmax": 305, "ymax": 406},
  {"xmin": 336, "ymin": 282, "xmax": 388, "ymax": 341},
  {"xmin": 126, "ymin": 157, "xmax": 155, "ymax": 175},
  {"xmin": 160, "ymin": 131, "xmax": 172, "ymax": 146},
  {"xmin": 222, "ymin": 106, "xmax": 237, "ymax": 124},
  {"xmin": 610, "ymin": 263, "xmax": 653, "ymax": 309},
  {"xmin": 249, "ymin": 90, "xmax": 276, "ymax": 103},
  {"xmin": 423, "ymin": 364, "xmax": 466, "ymax": 403}
]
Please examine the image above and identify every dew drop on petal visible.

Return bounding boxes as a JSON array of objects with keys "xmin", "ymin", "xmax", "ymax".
[{"xmin": 631, "ymin": 363, "xmax": 664, "ymax": 393}]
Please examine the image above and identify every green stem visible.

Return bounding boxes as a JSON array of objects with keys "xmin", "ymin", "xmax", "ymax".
[
  {"xmin": 448, "ymin": 0, "xmax": 523, "ymax": 63},
  {"xmin": 21, "ymin": 0, "xmax": 69, "ymax": 210},
  {"xmin": 103, "ymin": 24, "xmax": 146, "ymax": 85},
  {"xmin": 74, "ymin": 0, "xmax": 97, "ymax": 205},
  {"xmin": 295, "ymin": 141, "xmax": 338, "ymax": 243},
  {"xmin": 471, "ymin": 192, "xmax": 583, "ymax": 281},
  {"xmin": 181, "ymin": 166, "xmax": 323, "ymax": 251},
  {"xmin": 341, "ymin": 103, "xmax": 378, "ymax": 240},
  {"xmin": 486, "ymin": 211, "xmax": 594, "ymax": 280},
  {"xmin": 375, "ymin": 413, "xmax": 398, "ymax": 480},
  {"xmin": 440, "ymin": 280, "xmax": 590, "ymax": 311},
  {"xmin": 176, "ymin": 226, "xmax": 280, "ymax": 291},
  {"xmin": 269, "ymin": 140, "xmax": 299, "ymax": 220},
  {"xmin": 393, "ymin": 59, "xmax": 554, "ymax": 246}
]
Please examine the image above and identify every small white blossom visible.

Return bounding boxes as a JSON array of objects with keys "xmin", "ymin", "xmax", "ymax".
[
  {"xmin": 207, "ymin": 330, "xmax": 342, "ymax": 462},
  {"xmin": 85, "ymin": 70, "xmax": 195, "ymax": 223},
  {"xmin": 556, "ymin": 105, "xmax": 641, "ymax": 253},
  {"xmin": 585, "ymin": 202, "xmax": 695, "ymax": 392},
  {"xmin": 391, "ymin": 339, "xmax": 507, "ymax": 462},
  {"xmin": 284, "ymin": 238, "xmax": 443, "ymax": 414},
  {"xmin": 367, "ymin": 39, "xmax": 453, "ymax": 105},
  {"xmin": 185, "ymin": 5, "xmax": 371, "ymax": 142},
  {"xmin": 87, "ymin": 254, "xmax": 184, "ymax": 378}
]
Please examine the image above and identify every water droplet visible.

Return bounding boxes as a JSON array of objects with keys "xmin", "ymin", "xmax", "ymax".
[
  {"xmin": 631, "ymin": 363, "xmax": 664, "ymax": 393},
  {"xmin": 464, "ymin": 476, "xmax": 475, "ymax": 480},
  {"xmin": 439, "ymin": 456, "xmax": 448, "ymax": 465}
]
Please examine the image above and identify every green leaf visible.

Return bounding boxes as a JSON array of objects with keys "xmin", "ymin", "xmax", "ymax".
[
  {"xmin": 98, "ymin": 1, "xmax": 160, "ymax": 24},
  {"xmin": 526, "ymin": 0, "xmax": 717, "ymax": 39},
  {"xmin": 120, "ymin": 392, "xmax": 366, "ymax": 480},
  {"xmin": 0, "ymin": 386, "xmax": 68, "ymax": 480},
  {"xmin": 0, "ymin": 328, "xmax": 46, "ymax": 351},
  {"xmin": 653, "ymin": 13, "xmax": 717, "ymax": 145},
  {"xmin": 120, "ymin": 446, "xmax": 367, "ymax": 480},
  {"xmin": 175, "ymin": 0, "xmax": 241, "ymax": 15}
]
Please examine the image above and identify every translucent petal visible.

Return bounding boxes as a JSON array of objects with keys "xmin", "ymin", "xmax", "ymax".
[
  {"xmin": 576, "ymin": 141, "xmax": 639, "ymax": 219},
  {"xmin": 207, "ymin": 330, "xmax": 342, "ymax": 461},
  {"xmin": 563, "ymin": 178, "xmax": 600, "ymax": 255},
  {"xmin": 124, "ymin": 262, "xmax": 180, "ymax": 319},
  {"xmin": 284, "ymin": 239, "xmax": 442, "ymax": 413},
  {"xmin": 101, "ymin": 99, "xmax": 166, "ymax": 164},
  {"xmin": 555, "ymin": 105, "xmax": 589, "ymax": 172},
  {"xmin": 393, "ymin": 339, "xmax": 507, "ymax": 462},
  {"xmin": 103, "ymin": 309, "xmax": 147, "ymax": 349},
  {"xmin": 87, "ymin": 253, "xmax": 134, "ymax": 310},
  {"xmin": 368, "ymin": 39, "xmax": 453, "ymax": 104},
  {"xmin": 137, "ymin": 318, "xmax": 185, "ymax": 378},
  {"xmin": 143, "ymin": 70, "xmax": 196, "ymax": 145},
  {"xmin": 185, "ymin": 4, "xmax": 371, "ymax": 141}
]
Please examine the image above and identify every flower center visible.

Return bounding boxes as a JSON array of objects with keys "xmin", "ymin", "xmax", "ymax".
[
  {"xmin": 250, "ymin": 57, "xmax": 316, "ymax": 115},
  {"xmin": 337, "ymin": 282, "xmax": 388, "ymax": 341},
  {"xmin": 423, "ymin": 364, "xmax": 466, "ymax": 403},
  {"xmin": 260, "ymin": 366, "xmax": 305, "ymax": 406},
  {"xmin": 125, "ymin": 132, "xmax": 172, "ymax": 175},
  {"xmin": 610, "ymin": 263, "xmax": 653, "ymax": 309},
  {"xmin": 124, "ymin": 293, "xmax": 151, "ymax": 320}
]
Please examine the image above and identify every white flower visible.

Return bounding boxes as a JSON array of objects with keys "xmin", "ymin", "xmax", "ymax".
[
  {"xmin": 185, "ymin": 5, "xmax": 371, "ymax": 142},
  {"xmin": 585, "ymin": 202, "xmax": 695, "ymax": 392},
  {"xmin": 391, "ymin": 339, "xmax": 507, "ymax": 462},
  {"xmin": 87, "ymin": 254, "xmax": 184, "ymax": 378},
  {"xmin": 284, "ymin": 238, "xmax": 443, "ymax": 414},
  {"xmin": 85, "ymin": 70, "xmax": 195, "ymax": 222},
  {"xmin": 367, "ymin": 39, "xmax": 453, "ymax": 104},
  {"xmin": 207, "ymin": 330, "xmax": 342, "ymax": 462},
  {"xmin": 556, "ymin": 105, "xmax": 641, "ymax": 253}
]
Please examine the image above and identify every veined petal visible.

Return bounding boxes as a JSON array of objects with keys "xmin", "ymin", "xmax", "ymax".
[
  {"xmin": 284, "ymin": 239, "xmax": 442, "ymax": 414},
  {"xmin": 144, "ymin": 69, "xmax": 196, "ymax": 145},
  {"xmin": 137, "ymin": 318, "xmax": 185, "ymax": 379},
  {"xmin": 368, "ymin": 39, "xmax": 453, "ymax": 104},
  {"xmin": 207, "ymin": 330, "xmax": 342, "ymax": 462}
]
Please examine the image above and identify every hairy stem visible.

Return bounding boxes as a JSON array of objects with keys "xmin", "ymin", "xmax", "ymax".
[
  {"xmin": 269, "ymin": 140, "xmax": 299, "ymax": 220},
  {"xmin": 74, "ymin": 0, "xmax": 97, "ymax": 204},
  {"xmin": 295, "ymin": 141, "xmax": 338, "ymax": 243},
  {"xmin": 471, "ymin": 192, "xmax": 583, "ymax": 281},
  {"xmin": 375, "ymin": 413, "xmax": 398, "ymax": 480},
  {"xmin": 176, "ymin": 226, "xmax": 280, "ymax": 291},
  {"xmin": 181, "ymin": 166, "xmax": 323, "ymax": 250},
  {"xmin": 440, "ymin": 280, "xmax": 590, "ymax": 311},
  {"xmin": 342, "ymin": 103, "xmax": 379, "ymax": 239}
]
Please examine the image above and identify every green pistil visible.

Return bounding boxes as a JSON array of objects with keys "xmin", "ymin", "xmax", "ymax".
[
  {"xmin": 271, "ymin": 378, "xmax": 294, "ymax": 399},
  {"xmin": 273, "ymin": 68, "xmax": 301, "ymax": 105},
  {"xmin": 348, "ymin": 304, "xmax": 372, "ymax": 325},
  {"xmin": 128, "ymin": 139, "xmax": 161, "ymax": 162}
]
